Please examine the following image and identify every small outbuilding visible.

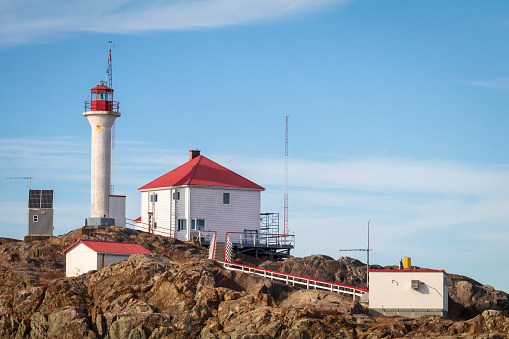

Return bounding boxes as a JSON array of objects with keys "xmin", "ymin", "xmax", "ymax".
[
  {"xmin": 62, "ymin": 240, "xmax": 151, "ymax": 277},
  {"xmin": 368, "ymin": 268, "xmax": 450, "ymax": 318}
]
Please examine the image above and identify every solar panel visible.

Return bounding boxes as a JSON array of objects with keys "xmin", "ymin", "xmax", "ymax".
[{"xmin": 28, "ymin": 190, "xmax": 53, "ymax": 208}]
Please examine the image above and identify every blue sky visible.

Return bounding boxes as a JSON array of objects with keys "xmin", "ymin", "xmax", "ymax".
[{"xmin": 1, "ymin": 0, "xmax": 508, "ymax": 292}]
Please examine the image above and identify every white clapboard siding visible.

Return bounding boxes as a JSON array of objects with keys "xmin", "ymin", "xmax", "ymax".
[
  {"xmin": 138, "ymin": 186, "xmax": 261, "ymax": 242},
  {"xmin": 173, "ymin": 187, "xmax": 188, "ymax": 241},
  {"xmin": 189, "ymin": 186, "xmax": 261, "ymax": 242}
]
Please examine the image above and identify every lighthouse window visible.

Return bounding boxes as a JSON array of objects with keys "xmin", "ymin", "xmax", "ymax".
[{"xmin": 99, "ymin": 93, "xmax": 105, "ymax": 100}]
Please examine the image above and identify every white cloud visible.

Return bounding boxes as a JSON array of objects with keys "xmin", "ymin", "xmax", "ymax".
[
  {"xmin": 463, "ymin": 77, "xmax": 509, "ymax": 90},
  {"xmin": 1, "ymin": 137, "xmax": 508, "ymax": 290},
  {"xmin": 0, "ymin": 0, "xmax": 348, "ymax": 45}
]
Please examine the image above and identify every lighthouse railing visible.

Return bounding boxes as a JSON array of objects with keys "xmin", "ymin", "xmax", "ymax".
[{"xmin": 84, "ymin": 101, "xmax": 120, "ymax": 112}]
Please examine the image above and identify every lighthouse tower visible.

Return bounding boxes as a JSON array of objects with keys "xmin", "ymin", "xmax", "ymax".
[{"xmin": 84, "ymin": 42, "xmax": 121, "ymax": 226}]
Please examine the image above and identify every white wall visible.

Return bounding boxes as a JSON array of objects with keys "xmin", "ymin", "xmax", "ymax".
[
  {"xmin": 190, "ymin": 186, "xmax": 261, "ymax": 242},
  {"xmin": 138, "ymin": 186, "xmax": 262, "ymax": 242},
  {"xmin": 369, "ymin": 270, "xmax": 448, "ymax": 315},
  {"xmin": 65, "ymin": 242, "xmax": 99, "ymax": 277},
  {"xmin": 96, "ymin": 253, "xmax": 130, "ymax": 270}
]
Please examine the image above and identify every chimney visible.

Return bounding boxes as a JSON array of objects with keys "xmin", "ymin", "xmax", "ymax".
[{"xmin": 189, "ymin": 149, "xmax": 201, "ymax": 160}]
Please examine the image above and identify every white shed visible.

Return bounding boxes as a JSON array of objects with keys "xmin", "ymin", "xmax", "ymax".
[
  {"xmin": 62, "ymin": 240, "xmax": 151, "ymax": 277},
  {"xmin": 368, "ymin": 269, "xmax": 449, "ymax": 318},
  {"xmin": 136, "ymin": 150, "xmax": 264, "ymax": 243}
]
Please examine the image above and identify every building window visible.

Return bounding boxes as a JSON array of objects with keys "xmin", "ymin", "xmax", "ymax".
[
  {"xmin": 191, "ymin": 219, "xmax": 205, "ymax": 230},
  {"xmin": 153, "ymin": 222, "xmax": 157, "ymax": 229},
  {"xmin": 223, "ymin": 192, "xmax": 230, "ymax": 204},
  {"xmin": 173, "ymin": 191, "xmax": 180, "ymax": 200},
  {"xmin": 178, "ymin": 219, "xmax": 187, "ymax": 231},
  {"xmin": 150, "ymin": 194, "xmax": 158, "ymax": 202},
  {"xmin": 33, "ymin": 215, "xmax": 38, "ymax": 222}
]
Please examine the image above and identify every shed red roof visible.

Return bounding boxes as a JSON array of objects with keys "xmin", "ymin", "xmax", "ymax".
[
  {"xmin": 62, "ymin": 240, "xmax": 151, "ymax": 255},
  {"xmin": 138, "ymin": 155, "xmax": 264, "ymax": 190},
  {"xmin": 369, "ymin": 269, "xmax": 445, "ymax": 273}
]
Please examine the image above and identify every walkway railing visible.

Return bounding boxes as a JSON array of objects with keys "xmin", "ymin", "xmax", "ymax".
[
  {"xmin": 126, "ymin": 218, "xmax": 173, "ymax": 237},
  {"xmin": 189, "ymin": 230, "xmax": 217, "ymax": 260},
  {"xmin": 217, "ymin": 261, "xmax": 368, "ymax": 300},
  {"xmin": 225, "ymin": 232, "xmax": 295, "ymax": 248}
]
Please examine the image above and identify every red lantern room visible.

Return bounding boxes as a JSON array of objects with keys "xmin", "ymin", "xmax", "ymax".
[{"xmin": 84, "ymin": 81, "xmax": 119, "ymax": 112}]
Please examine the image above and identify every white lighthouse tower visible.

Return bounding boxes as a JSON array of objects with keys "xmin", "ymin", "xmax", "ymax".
[{"xmin": 84, "ymin": 42, "xmax": 122, "ymax": 226}]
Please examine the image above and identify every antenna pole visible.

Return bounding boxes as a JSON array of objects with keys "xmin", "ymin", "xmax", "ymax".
[
  {"xmin": 284, "ymin": 116, "xmax": 289, "ymax": 235},
  {"xmin": 367, "ymin": 218, "xmax": 370, "ymax": 287},
  {"xmin": 107, "ymin": 41, "xmax": 115, "ymax": 195},
  {"xmin": 107, "ymin": 41, "xmax": 113, "ymax": 92},
  {"xmin": 339, "ymin": 218, "xmax": 372, "ymax": 290}
]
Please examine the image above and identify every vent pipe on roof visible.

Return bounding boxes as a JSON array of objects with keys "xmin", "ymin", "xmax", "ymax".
[{"xmin": 189, "ymin": 149, "xmax": 201, "ymax": 160}]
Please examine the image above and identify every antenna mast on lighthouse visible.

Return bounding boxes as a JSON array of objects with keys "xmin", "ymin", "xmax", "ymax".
[
  {"xmin": 107, "ymin": 41, "xmax": 116, "ymax": 195},
  {"xmin": 107, "ymin": 41, "xmax": 113, "ymax": 91},
  {"xmin": 284, "ymin": 116, "xmax": 289, "ymax": 235}
]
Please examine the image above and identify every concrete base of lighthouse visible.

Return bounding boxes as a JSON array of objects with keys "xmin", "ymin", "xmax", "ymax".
[{"xmin": 85, "ymin": 217, "xmax": 116, "ymax": 227}]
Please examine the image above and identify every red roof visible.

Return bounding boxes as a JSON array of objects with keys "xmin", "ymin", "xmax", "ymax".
[
  {"xmin": 369, "ymin": 269, "xmax": 445, "ymax": 273},
  {"xmin": 138, "ymin": 155, "xmax": 264, "ymax": 190},
  {"xmin": 134, "ymin": 217, "xmax": 141, "ymax": 222},
  {"xmin": 62, "ymin": 240, "xmax": 151, "ymax": 255}
]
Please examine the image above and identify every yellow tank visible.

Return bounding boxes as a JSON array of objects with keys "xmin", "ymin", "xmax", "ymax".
[{"xmin": 403, "ymin": 257, "xmax": 411, "ymax": 269}]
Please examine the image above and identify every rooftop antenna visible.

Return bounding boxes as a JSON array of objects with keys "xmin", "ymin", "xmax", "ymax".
[
  {"xmin": 339, "ymin": 219, "xmax": 373, "ymax": 288},
  {"xmin": 284, "ymin": 115, "xmax": 289, "ymax": 235},
  {"xmin": 6, "ymin": 173, "xmax": 34, "ymax": 189}
]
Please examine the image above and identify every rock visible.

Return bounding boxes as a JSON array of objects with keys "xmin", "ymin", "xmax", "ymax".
[
  {"xmin": 47, "ymin": 306, "xmax": 94, "ymax": 338},
  {"xmin": 279, "ymin": 289, "xmax": 362, "ymax": 314},
  {"xmin": 448, "ymin": 274, "xmax": 509, "ymax": 320},
  {"xmin": 0, "ymin": 227, "xmax": 509, "ymax": 338}
]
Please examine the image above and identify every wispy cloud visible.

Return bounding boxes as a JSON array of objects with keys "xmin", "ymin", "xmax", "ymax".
[
  {"xmin": 1, "ymin": 137, "xmax": 508, "ymax": 289},
  {"xmin": 0, "ymin": 0, "xmax": 348, "ymax": 45},
  {"xmin": 463, "ymin": 77, "xmax": 509, "ymax": 90}
]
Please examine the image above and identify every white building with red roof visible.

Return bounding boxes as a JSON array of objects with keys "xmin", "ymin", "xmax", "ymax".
[
  {"xmin": 368, "ymin": 267, "xmax": 451, "ymax": 317},
  {"xmin": 136, "ymin": 150, "xmax": 265, "ymax": 244},
  {"xmin": 62, "ymin": 240, "xmax": 151, "ymax": 277}
]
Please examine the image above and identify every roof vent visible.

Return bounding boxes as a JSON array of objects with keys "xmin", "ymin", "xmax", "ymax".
[{"xmin": 189, "ymin": 149, "xmax": 201, "ymax": 160}]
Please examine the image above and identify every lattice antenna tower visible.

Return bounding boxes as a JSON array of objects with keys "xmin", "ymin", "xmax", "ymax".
[
  {"xmin": 284, "ymin": 116, "xmax": 289, "ymax": 235},
  {"xmin": 107, "ymin": 41, "xmax": 116, "ymax": 195}
]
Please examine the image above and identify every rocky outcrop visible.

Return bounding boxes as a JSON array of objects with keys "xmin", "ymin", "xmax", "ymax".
[
  {"xmin": 448, "ymin": 273, "xmax": 509, "ymax": 321},
  {"xmin": 0, "ymin": 227, "xmax": 509, "ymax": 338},
  {"xmin": 259, "ymin": 255, "xmax": 374, "ymax": 290}
]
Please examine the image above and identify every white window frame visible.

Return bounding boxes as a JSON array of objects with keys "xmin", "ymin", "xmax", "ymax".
[
  {"xmin": 178, "ymin": 219, "xmax": 187, "ymax": 231},
  {"xmin": 191, "ymin": 219, "xmax": 205, "ymax": 230},
  {"xmin": 173, "ymin": 192, "xmax": 180, "ymax": 200}
]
